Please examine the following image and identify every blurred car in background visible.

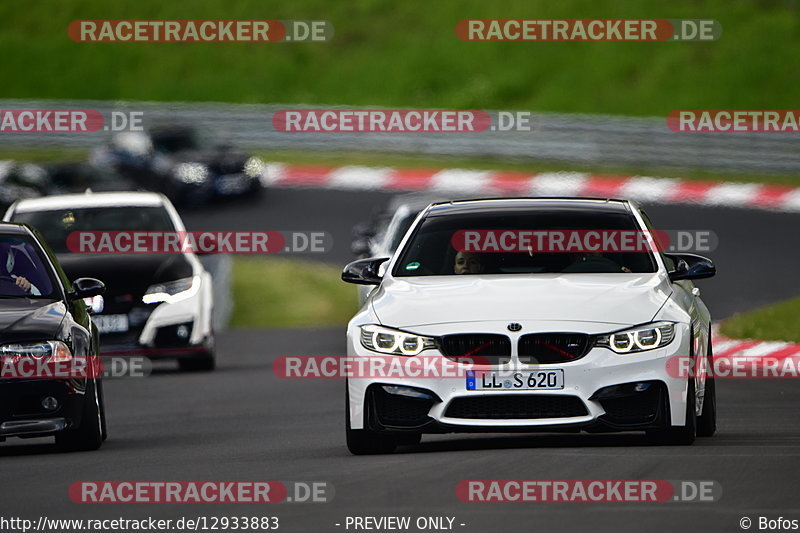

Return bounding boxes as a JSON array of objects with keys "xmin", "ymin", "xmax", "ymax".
[
  {"xmin": 352, "ymin": 193, "xmax": 483, "ymax": 259},
  {"xmin": 351, "ymin": 193, "xmax": 472, "ymax": 303},
  {"xmin": 43, "ymin": 161, "xmax": 140, "ymax": 195},
  {"xmin": 90, "ymin": 125, "xmax": 263, "ymax": 206},
  {"xmin": 4, "ymin": 192, "xmax": 216, "ymax": 371},
  {"xmin": 0, "ymin": 161, "xmax": 49, "ymax": 210}
]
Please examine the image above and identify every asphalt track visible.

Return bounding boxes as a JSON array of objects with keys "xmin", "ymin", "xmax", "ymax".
[{"xmin": 2, "ymin": 188, "xmax": 800, "ymax": 533}]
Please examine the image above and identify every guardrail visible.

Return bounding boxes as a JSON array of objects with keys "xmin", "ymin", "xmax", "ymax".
[{"xmin": 1, "ymin": 99, "xmax": 799, "ymax": 175}]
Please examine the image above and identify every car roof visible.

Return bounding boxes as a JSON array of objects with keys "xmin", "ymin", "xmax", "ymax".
[
  {"xmin": 0, "ymin": 222, "xmax": 31, "ymax": 236},
  {"xmin": 10, "ymin": 191, "xmax": 166, "ymax": 212},
  {"xmin": 386, "ymin": 192, "xmax": 478, "ymax": 212},
  {"xmin": 424, "ymin": 197, "xmax": 631, "ymax": 216}
]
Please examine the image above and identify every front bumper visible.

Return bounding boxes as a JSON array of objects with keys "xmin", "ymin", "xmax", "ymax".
[
  {"xmin": 347, "ymin": 321, "xmax": 691, "ymax": 433},
  {"xmin": 99, "ymin": 273, "xmax": 213, "ymax": 360},
  {"xmin": 0, "ymin": 379, "xmax": 87, "ymax": 438}
]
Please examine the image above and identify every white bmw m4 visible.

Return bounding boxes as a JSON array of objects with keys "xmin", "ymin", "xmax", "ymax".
[{"xmin": 342, "ymin": 198, "xmax": 716, "ymax": 454}]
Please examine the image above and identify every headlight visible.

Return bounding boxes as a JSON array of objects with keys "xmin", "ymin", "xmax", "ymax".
[
  {"xmin": 359, "ymin": 325, "xmax": 437, "ymax": 356},
  {"xmin": 0, "ymin": 341, "xmax": 73, "ymax": 362},
  {"xmin": 595, "ymin": 322, "xmax": 675, "ymax": 354},
  {"xmin": 143, "ymin": 276, "xmax": 199, "ymax": 304},
  {"xmin": 243, "ymin": 156, "xmax": 266, "ymax": 178},
  {"xmin": 174, "ymin": 162, "xmax": 209, "ymax": 184}
]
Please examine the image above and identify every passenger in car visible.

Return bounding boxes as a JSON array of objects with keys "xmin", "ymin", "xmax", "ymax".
[{"xmin": 454, "ymin": 251, "xmax": 485, "ymax": 274}]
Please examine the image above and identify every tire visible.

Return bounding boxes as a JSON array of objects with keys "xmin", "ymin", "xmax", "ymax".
[
  {"xmin": 696, "ymin": 342, "xmax": 717, "ymax": 437},
  {"xmin": 179, "ymin": 350, "xmax": 216, "ymax": 372},
  {"xmin": 179, "ymin": 335, "xmax": 216, "ymax": 372},
  {"xmin": 98, "ymin": 379, "xmax": 108, "ymax": 441},
  {"xmin": 56, "ymin": 380, "xmax": 104, "ymax": 452},
  {"xmin": 647, "ymin": 378, "xmax": 696, "ymax": 446},
  {"xmin": 345, "ymin": 385, "xmax": 397, "ymax": 455}
]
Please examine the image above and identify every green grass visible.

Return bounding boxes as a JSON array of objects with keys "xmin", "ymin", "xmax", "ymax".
[
  {"xmin": 720, "ymin": 297, "xmax": 800, "ymax": 343},
  {"xmin": 0, "ymin": 148, "xmax": 88, "ymax": 163},
  {"xmin": 1, "ymin": 0, "xmax": 799, "ymax": 116},
  {"xmin": 229, "ymin": 256, "xmax": 358, "ymax": 328}
]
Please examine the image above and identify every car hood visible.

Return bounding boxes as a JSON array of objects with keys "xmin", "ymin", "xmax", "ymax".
[
  {"xmin": 0, "ymin": 299, "xmax": 66, "ymax": 343},
  {"xmin": 56, "ymin": 253, "xmax": 195, "ymax": 297},
  {"xmin": 370, "ymin": 273, "xmax": 672, "ymax": 328}
]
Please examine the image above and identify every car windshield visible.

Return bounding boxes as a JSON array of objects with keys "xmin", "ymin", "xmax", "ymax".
[
  {"xmin": 0, "ymin": 235, "xmax": 57, "ymax": 298},
  {"xmin": 12, "ymin": 206, "xmax": 176, "ymax": 254},
  {"xmin": 152, "ymin": 130, "xmax": 200, "ymax": 153},
  {"xmin": 393, "ymin": 208, "xmax": 657, "ymax": 276}
]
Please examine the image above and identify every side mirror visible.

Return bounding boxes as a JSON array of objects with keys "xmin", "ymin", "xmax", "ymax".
[
  {"xmin": 666, "ymin": 253, "xmax": 715, "ymax": 281},
  {"xmin": 342, "ymin": 257, "xmax": 390, "ymax": 285},
  {"xmin": 70, "ymin": 277, "xmax": 106, "ymax": 299}
]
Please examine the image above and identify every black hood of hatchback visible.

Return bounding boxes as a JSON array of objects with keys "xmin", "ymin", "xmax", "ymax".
[
  {"xmin": 56, "ymin": 253, "xmax": 194, "ymax": 298},
  {"xmin": 0, "ymin": 299, "xmax": 66, "ymax": 343}
]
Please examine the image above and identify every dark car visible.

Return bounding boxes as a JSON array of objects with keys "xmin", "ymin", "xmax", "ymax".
[
  {"xmin": 5, "ymin": 192, "xmax": 216, "ymax": 371},
  {"xmin": 90, "ymin": 126, "xmax": 263, "ymax": 206},
  {"xmin": 0, "ymin": 161, "xmax": 49, "ymax": 211},
  {"xmin": 43, "ymin": 161, "xmax": 141, "ymax": 195},
  {"xmin": 0, "ymin": 223, "xmax": 107, "ymax": 451}
]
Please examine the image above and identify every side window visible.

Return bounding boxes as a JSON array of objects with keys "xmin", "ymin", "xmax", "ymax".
[{"xmin": 32, "ymin": 228, "xmax": 70, "ymax": 295}]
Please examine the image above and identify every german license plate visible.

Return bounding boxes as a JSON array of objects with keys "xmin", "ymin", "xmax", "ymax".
[
  {"xmin": 466, "ymin": 369, "xmax": 564, "ymax": 391},
  {"xmin": 93, "ymin": 314, "xmax": 129, "ymax": 334}
]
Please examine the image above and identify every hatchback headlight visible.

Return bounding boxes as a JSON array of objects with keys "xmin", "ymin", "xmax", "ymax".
[
  {"xmin": 243, "ymin": 156, "xmax": 266, "ymax": 178},
  {"xmin": 359, "ymin": 325, "xmax": 437, "ymax": 356},
  {"xmin": 0, "ymin": 341, "xmax": 73, "ymax": 362},
  {"xmin": 595, "ymin": 322, "xmax": 675, "ymax": 354},
  {"xmin": 143, "ymin": 276, "xmax": 199, "ymax": 304}
]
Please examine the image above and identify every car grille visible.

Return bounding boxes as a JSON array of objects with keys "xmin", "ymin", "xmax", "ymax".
[
  {"xmin": 518, "ymin": 333, "xmax": 592, "ymax": 363},
  {"xmin": 445, "ymin": 395, "xmax": 588, "ymax": 420},
  {"xmin": 439, "ymin": 334, "xmax": 511, "ymax": 365}
]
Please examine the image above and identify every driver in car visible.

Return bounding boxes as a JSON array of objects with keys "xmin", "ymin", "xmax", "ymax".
[{"xmin": 0, "ymin": 242, "xmax": 41, "ymax": 295}]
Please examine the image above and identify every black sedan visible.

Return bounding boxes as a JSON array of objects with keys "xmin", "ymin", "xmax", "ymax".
[
  {"xmin": 90, "ymin": 125, "xmax": 263, "ymax": 206},
  {"xmin": 0, "ymin": 223, "xmax": 107, "ymax": 451}
]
